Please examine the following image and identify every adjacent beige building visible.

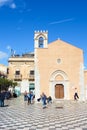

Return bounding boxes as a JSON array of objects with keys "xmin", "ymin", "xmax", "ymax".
[
  {"xmin": 7, "ymin": 53, "xmax": 34, "ymax": 93},
  {"xmin": 7, "ymin": 30, "xmax": 87, "ymax": 100}
]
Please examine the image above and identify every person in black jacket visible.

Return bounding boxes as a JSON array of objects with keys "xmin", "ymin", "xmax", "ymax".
[
  {"xmin": 47, "ymin": 96, "xmax": 52, "ymax": 104},
  {"xmin": 0, "ymin": 90, "xmax": 6, "ymax": 107},
  {"xmin": 74, "ymin": 88, "xmax": 79, "ymax": 100}
]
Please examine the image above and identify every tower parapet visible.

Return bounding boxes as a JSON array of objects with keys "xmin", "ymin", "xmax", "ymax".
[{"xmin": 34, "ymin": 30, "xmax": 48, "ymax": 48}]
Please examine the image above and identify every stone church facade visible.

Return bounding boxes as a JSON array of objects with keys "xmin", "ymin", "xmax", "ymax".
[{"xmin": 8, "ymin": 31, "xmax": 87, "ymax": 101}]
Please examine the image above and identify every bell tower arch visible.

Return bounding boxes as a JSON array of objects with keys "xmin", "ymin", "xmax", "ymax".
[{"xmin": 34, "ymin": 30, "xmax": 48, "ymax": 48}]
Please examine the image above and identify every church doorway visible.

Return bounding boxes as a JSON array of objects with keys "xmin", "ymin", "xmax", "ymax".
[{"xmin": 55, "ymin": 84, "xmax": 64, "ymax": 99}]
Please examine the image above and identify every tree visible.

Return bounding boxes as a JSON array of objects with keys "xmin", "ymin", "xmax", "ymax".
[{"xmin": 0, "ymin": 78, "xmax": 17, "ymax": 92}]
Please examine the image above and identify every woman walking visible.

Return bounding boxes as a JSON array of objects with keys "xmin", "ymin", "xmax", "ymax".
[{"xmin": 41, "ymin": 92, "xmax": 47, "ymax": 109}]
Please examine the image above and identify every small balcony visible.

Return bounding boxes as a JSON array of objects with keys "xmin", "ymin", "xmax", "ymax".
[
  {"xmin": 28, "ymin": 75, "xmax": 34, "ymax": 81},
  {"xmin": 14, "ymin": 74, "xmax": 22, "ymax": 81}
]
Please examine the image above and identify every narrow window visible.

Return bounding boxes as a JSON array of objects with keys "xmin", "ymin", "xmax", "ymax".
[
  {"xmin": 15, "ymin": 70, "xmax": 20, "ymax": 75},
  {"xmin": 39, "ymin": 37, "xmax": 44, "ymax": 48},
  {"xmin": 30, "ymin": 70, "xmax": 34, "ymax": 75},
  {"xmin": 7, "ymin": 68, "xmax": 9, "ymax": 74}
]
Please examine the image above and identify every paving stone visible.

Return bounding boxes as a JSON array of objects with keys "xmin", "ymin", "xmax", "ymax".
[{"xmin": 0, "ymin": 96, "xmax": 87, "ymax": 130}]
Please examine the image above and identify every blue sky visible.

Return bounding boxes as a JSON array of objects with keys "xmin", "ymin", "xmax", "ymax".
[{"xmin": 0, "ymin": 0, "xmax": 87, "ymax": 69}]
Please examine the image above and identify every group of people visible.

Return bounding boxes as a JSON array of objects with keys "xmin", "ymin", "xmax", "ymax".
[
  {"xmin": 37, "ymin": 92, "xmax": 52, "ymax": 109},
  {"xmin": 24, "ymin": 88, "xmax": 79, "ymax": 109},
  {"xmin": 39, "ymin": 89, "xmax": 79, "ymax": 108},
  {"xmin": 0, "ymin": 87, "xmax": 79, "ymax": 108},
  {"xmin": 0, "ymin": 89, "xmax": 19, "ymax": 107},
  {"xmin": 24, "ymin": 91, "xmax": 52, "ymax": 108},
  {"xmin": 24, "ymin": 90, "xmax": 35, "ymax": 105}
]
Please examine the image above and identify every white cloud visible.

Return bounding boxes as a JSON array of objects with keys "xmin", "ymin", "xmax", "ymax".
[
  {"xmin": 10, "ymin": 2, "xmax": 16, "ymax": 9},
  {"xmin": 49, "ymin": 18, "xmax": 74, "ymax": 25},
  {"xmin": 0, "ymin": 0, "xmax": 16, "ymax": 9},
  {"xmin": 0, "ymin": 0, "xmax": 11, "ymax": 6},
  {"xmin": 7, "ymin": 45, "xmax": 11, "ymax": 50},
  {"xmin": 0, "ymin": 51, "xmax": 8, "ymax": 59}
]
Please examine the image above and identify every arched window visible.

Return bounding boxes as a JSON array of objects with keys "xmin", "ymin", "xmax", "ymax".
[{"xmin": 39, "ymin": 37, "xmax": 44, "ymax": 48}]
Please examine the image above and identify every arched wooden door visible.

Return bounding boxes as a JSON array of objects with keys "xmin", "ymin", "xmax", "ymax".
[{"xmin": 55, "ymin": 84, "xmax": 64, "ymax": 98}]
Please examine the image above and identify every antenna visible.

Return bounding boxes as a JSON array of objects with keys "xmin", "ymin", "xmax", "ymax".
[{"xmin": 11, "ymin": 49, "xmax": 15, "ymax": 57}]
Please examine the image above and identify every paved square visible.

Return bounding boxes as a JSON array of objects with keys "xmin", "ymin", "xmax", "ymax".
[{"xmin": 0, "ymin": 96, "xmax": 87, "ymax": 130}]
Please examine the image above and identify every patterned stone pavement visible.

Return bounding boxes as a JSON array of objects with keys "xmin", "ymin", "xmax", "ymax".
[{"xmin": 0, "ymin": 96, "xmax": 87, "ymax": 130}]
